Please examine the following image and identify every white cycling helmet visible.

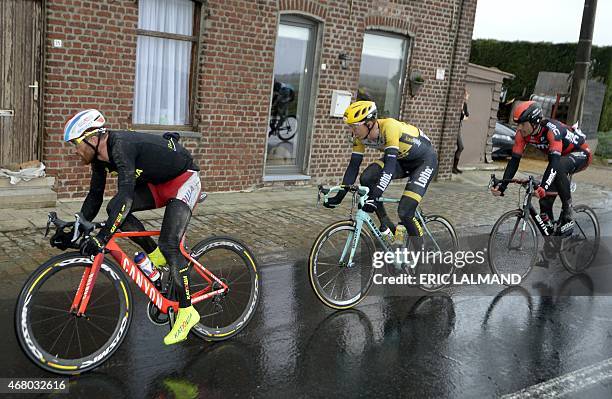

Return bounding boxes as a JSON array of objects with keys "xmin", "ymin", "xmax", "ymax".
[{"xmin": 64, "ymin": 109, "xmax": 106, "ymax": 143}]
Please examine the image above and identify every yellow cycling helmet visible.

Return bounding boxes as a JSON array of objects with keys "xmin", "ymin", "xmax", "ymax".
[{"xmin": 343, "ymin": 101, "xmax": 378, "ymax": 124}]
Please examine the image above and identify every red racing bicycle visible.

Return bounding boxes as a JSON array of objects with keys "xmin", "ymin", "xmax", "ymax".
[{"xmin": 15, "ymin": 195, "xmax": 260, "ymax": 375}]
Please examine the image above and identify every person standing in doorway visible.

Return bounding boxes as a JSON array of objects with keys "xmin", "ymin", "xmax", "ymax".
[{"xmin": 453, "ymin": 89, "xmax": 469, "ymax": 174}]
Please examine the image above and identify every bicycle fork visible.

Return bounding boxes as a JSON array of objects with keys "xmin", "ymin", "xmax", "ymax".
[
  {"xmin": 339, "ymin": 214, "xmax": 391, "ymax": 267},
  {"xmin": 70, "ymin": 253, "xmax": 104, "ymax": 316},
  {"xmin": 339, "ymin": 218, "xmax": 364, "ymax": 268}
]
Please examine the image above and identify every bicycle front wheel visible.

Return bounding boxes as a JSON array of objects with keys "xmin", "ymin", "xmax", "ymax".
[
  {"xmin": 417, "ymin": 215, "xmax": 458, "ymax": 292},
  {"xmin": 15, "ymin": 252, "xmax": 132, "ymax": 375},
  {"xmin": 488, "ymin": 210, "xmax": 539, "ymax": 285},
  {"xmin": 560, "ymin": 205, "xmax": 600, "ymax": 274},
  {"xmin": 309, "ymin": 220, "xmax": 376, "ymax": 309},
  {"xmin": 188, "ymin": 237, "xmax": 260, "ymax": 341},
  {"xmin": 278, "ymin": 115, "xmax": 298, "ymax": 141}
]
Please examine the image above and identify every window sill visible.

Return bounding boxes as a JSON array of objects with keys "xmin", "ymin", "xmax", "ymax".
[{"xmin": 263, "ymin": 174, "xmax": 311, "ymax": 182}]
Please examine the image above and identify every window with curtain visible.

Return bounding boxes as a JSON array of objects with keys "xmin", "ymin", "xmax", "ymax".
[
  {"xmin": 358, "ymin": 32, "xmax": 408, "ymax": 119},
  {"xmin": 133, "ymin": 0, "xmax": 196, "ymax": 126}
]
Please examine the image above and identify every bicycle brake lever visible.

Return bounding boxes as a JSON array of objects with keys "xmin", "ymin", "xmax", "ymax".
[
  {"xmin": 44, "ymin": 212, "xmax": 59, "ymax": 237},
  {"xmin": 44, "ymin": 219, "xmax": 51, "ymax": 237}
]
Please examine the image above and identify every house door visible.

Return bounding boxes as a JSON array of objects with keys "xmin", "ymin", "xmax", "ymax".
[
  {"xmin": 264, "ymin": 16, "xmax": 318, "ymax": 176},
  {"xmin": 0, "ymin": 0, "xmax": 43, "ymax": 167}
]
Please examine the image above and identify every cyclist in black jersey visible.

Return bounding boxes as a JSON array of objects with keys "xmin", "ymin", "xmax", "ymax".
[
  {"xmin": 491, "ymin": 101, "xmax": 592, "ymax": 236},
  {"xmin": 54, "ymin": 109, "xmax": 202, "ymax": 345},
  {"xmin": 324, "ymin": 101, "xmax": 438, "ymax": 248}
]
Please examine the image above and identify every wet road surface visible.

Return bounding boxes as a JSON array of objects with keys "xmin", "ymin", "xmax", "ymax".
[{"xmin": 1, "ymin": 211, "xmax": 612, "ymax": 398}]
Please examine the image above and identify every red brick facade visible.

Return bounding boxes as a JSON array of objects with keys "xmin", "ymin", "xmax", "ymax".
[{"xmin": 42, "ymin": 0, "xmax": 477, "ymax": 198}]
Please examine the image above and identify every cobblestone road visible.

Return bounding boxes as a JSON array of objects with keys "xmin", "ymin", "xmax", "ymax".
[{"xmin": 0, "ymin": 168, "xmax": 610, "ymax": 290}]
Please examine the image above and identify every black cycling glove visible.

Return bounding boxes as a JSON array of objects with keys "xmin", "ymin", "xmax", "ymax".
[
  {"xmin": 324, "ymin": 188, "xmax": 348, "ymax": 209},
  {"xmin": 80, "ymin": 235, "xmax": 106, "ymax": 258},
  {"xmin": 50, "ymin": 228, "xmax": 78, "ymax": 250},
  {"xmin": 361, "ymin": 198, "xmax": 378, "ymax": 213}
]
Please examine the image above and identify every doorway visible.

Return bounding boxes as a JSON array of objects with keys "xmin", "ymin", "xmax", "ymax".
[
  {"xmin": 0, "ymin": 0, "xmax": 44, "ymax": 167},
  {"xmin": 265, "ymin": 16, "xmax": 318, "ymax": 177}
]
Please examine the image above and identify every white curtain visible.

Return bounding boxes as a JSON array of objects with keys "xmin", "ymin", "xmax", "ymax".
[{"xmin": 133, "ymin": 0, "xmax": 194, "ymax": 125}]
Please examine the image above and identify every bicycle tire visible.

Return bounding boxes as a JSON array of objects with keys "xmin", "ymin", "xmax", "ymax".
[
  {"xmin": 188, "ymin": 236, "xmax": 260, "ymax": 341},
  {"xmin": 15, "ymin": 252, "xmax": 132, "ymax": 375},
  {"xmin": 308, "ymin": 220, "xmax": 376, "ymax": 309},
  {"xmin": 418, "ymin": 215, "xmax": 458, "ymax": 292},
  {"xmin": 488, "ymin": 210, "xmax": 539, "ymax": 285},
  {"xmin": 277, "ymin": 115, "xmax": 298, "ymax": 141},
  {"xmin": 559, "ymin": 205, "xmax": 600, "ymax": 274}
]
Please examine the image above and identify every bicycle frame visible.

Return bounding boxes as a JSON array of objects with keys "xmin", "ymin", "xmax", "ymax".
[
  {"xmin": 337, "ymin": 193, "xmax": 430, "ymax": 267},
  {"xmin": 70, "ymin": 230, "xmax": 229, "ymax": 317}
]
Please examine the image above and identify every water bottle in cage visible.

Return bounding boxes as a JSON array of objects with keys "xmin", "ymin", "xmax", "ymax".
[{"xmin": 134, "ymin": 252, "xmax": 161, "ymax": 285}]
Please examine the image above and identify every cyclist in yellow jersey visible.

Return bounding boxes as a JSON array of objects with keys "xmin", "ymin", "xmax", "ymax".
[{"xmin": 324, "ymin": 101, "xmax": 438, "ymax": 246}]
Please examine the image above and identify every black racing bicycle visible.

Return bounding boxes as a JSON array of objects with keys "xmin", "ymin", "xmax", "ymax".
[{"xmin": 487, "ymin": 174, "xmax": 599, "ymax": 283}]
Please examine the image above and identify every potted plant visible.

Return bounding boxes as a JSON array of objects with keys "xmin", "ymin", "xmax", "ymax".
[{"xmin": 409, "ymin": 71, "xmax": 426, "ymax": 97}]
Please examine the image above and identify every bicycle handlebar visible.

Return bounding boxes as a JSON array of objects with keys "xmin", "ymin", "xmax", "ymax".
[
  {"xmin": 489, "ymin": 174, "xmax": 559, "ymax": 197},
  {"xmin": 318, "ymin": 184, "xmax": 370, "ymax": 199},
  {"xmin": 489, "ymin": 174, "xmax": 538, "ymax": 189},
  {"xmin": 46, "ymin": 211, "xmax": 106, "ymax": 244}
]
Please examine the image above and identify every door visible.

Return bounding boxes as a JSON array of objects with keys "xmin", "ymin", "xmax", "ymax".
[
  {"xmin": 0, "ymin": 0, "xmax": 43, "ymax": 167},
  {"xmin": 265, "ymin": 16, "xmax": 317, "ymax": 176},
  {"xmin": 459, "ymin": 82, "xmax": 492, "ymax": 165}
]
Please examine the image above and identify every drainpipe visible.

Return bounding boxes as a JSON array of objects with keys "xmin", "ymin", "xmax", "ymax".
[{"xmin": 437, "ymin": 0, "xmax": 466, "ymax": 173}]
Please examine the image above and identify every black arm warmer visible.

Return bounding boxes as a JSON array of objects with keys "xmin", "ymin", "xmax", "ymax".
[
  {"xmin": 541, "ymin": 152, "xmax": 561, "ymax": 191},
  {"xmin": 372, "ymin": 148, "xmax": 399, "ymax": 198},
  {"xmin": 341, "ymin": 153, "xmax": 363, "ymax": 186},
  {"xmin": 500, "ymin": 153, "xmax": 521, "ymax": 191},
  {"xmin": 80, "ymin": 163, "xmax": 107, "ymax": 222},
  {"xmin": 99, "ymin": 139, "xmax": 136, "ymax": 240}
]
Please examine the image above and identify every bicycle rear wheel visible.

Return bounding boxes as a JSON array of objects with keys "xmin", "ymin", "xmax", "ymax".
[
  {"xmin": 417, "ymin": 215, "xmax": 458, "ymax": 292},
  {"xmin": 309, "ymin": 220, "xmax": 376, "ymax": 309},
  {"xmin": 15, "ymin": 252, "xmax": 132, "ymax": 375},
  {"xmin": 188, "ymin": 237, "xmax": 260, "ymax": 341},
  {"xmin": 278, "ymin": 115, "xmax": 298, "ymax": 141},
  {"xmin": 560, "ymin": 205, "xmax": 600, "ymax": 274},
  {"xmin": 488, "ymin": 210, "xmax": 539, "ymax": 285}
]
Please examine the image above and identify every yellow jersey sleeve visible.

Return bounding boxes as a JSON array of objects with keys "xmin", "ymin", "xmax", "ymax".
[{"xmin": 352, "ymin": 138, "xmax": 365, "ymax": 155}]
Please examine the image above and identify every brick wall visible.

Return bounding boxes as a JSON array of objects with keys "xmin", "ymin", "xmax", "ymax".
[{"xmin": 42, "ymin": 0, "xmax": 477, "ymax": 198}]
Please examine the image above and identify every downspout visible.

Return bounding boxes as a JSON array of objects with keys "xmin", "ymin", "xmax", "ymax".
[{"xmin": 437, "ymin": 0, "xmax": 466, "ymax": 164}]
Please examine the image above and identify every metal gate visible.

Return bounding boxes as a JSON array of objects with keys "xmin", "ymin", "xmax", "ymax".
[{"xmin": 0, "ymin": 0, "xmax": 43, "ymax": 167}]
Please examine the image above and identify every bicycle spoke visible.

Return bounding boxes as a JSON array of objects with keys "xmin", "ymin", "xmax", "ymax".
[
  {"xmin": 31, "ymin": 313, "xmax": 70, "ymax": 325},
  {"xmin": 64, "ymin": 319, "xmax": 76, "ymax": 358},
  {"xmin": 87, "ymin": 302, "xmax": 119, "ymax": 311},
  {"xmin": 84, "ymin": 319, "xmax": 99, "ymax": 348},
  {"xmin": 33, "ymin": 304, "xmax": 71, "ymax": 313},
  {"xmin": 44, "ymin": 318, "xmax": 72, "ymax": 337},
  {"xmin": 86, "ymin": 313, "xmax": 119, "ymax": 321},
  {"xmin": 321, "ymin": 268, "xmax": 344, "ymax": 291},
  {"xmin": 82, "ymin": 317, "xmax": 111, "ymax": 337},
  {"xmin": 75, "ymin": 319, "xmax": 84, "ymax": 359},
  {"xmin": 48, "ymin": 317, "xmax": 73, "ymax": 354},
  {"xmin": 87, "ymin": 286, "xmax": 115, "ymax": 308},
  {"xmin": 317, "ymin": 261, "xmax": 340, "ymax": 267},
  {"xmin": 316, "ymin": 267, "xmax": 337, "ymax": 278}
]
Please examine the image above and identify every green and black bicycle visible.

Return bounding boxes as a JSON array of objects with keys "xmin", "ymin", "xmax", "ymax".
[{"xmin": 309, "ymin": 185, "xmax": 458, "ymax": 309}]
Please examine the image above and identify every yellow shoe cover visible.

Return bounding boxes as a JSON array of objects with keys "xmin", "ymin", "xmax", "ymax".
[
  {"xmin": 163, "ymin": 378, "xmax": 199, "ymax": 399},
  {"xmin": 164, "ymin": 306, "xmax": 200, "ymax": 345},
  {"xmin": 148, "ymin": 247, "xmax": 167, "ymax": 268}
]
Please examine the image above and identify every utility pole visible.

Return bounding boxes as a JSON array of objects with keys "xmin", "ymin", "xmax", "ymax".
[{"xmin": 567, "ymin": 0, "xmax": 598, "ymax": 125}]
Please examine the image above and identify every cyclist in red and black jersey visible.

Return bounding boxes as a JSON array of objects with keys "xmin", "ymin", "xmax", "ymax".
[{"xmin": 491, "ymin": 101, "xmax": 592, "ymax": 235}]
